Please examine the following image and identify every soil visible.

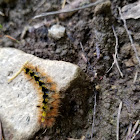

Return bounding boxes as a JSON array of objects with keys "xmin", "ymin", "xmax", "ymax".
[{"xmin": 0, "ymin": 0, "xmax": 140, "ymax": 140}]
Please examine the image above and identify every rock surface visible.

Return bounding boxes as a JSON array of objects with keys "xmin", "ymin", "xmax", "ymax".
[
  {"xmin": 94, "ymin": 0, "xmax": 111, "ymax": 16},
  {"xmin": 121, "ymin": 1, "xmax": 140, "ymax": 19},
  {"xmin": 0, "ymin": 48, "xmax": 88, "ymax": 140}
]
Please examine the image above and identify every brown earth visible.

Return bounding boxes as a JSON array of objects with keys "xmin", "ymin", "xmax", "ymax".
[{"xmin": 0, "ymin": 0, "xmax": 140, "ymax": 140}]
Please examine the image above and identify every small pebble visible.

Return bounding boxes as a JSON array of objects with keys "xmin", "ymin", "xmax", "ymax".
[
  {"xmin": 95, "ymin": 85, "xmax": 100, "ymax": 90},
  {"xmin": 48, "ymin": 24, "xmax": 66, "ymax": 40}
]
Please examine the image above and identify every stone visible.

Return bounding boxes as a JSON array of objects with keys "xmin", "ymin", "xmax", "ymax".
[
  {"xmin": 120, "ymin": 43, "xmax": 140, "ymax": 66},
  {"xmin": 94, "ymin": 0, "xmax": 111, "ymax": 16},
  {"xmin": 48, "ymin": 24, "xmax": 65, "ymax": 40},
  {"xmin": 0, "ymin": 48, "xmax": 89, "ymax": 140},
  {"xmin": 121, "ymin": 1, "xmax": 140, "ymax": 20}
]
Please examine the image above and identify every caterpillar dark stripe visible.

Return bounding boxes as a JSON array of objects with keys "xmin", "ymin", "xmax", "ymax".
[{"xmin": 8, "ymin": 61, "xmax": 60, "ymax": 128}]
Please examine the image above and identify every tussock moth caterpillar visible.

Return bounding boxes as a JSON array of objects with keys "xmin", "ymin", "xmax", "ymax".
[{"xmin": 8, "ymin": 61, "xmax": 60, "ymax": 128}]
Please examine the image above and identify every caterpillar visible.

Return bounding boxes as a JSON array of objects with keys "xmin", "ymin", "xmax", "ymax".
[{"xmin": 8, "ymin": 61, "xmax": 60, "ymax": 128}]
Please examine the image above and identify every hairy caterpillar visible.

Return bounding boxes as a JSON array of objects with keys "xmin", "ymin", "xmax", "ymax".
[{"xmin": 8, "ymin": 61, "xmax": 60, "ymax": 128}]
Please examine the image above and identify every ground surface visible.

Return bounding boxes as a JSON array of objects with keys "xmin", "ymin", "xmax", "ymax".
[{"xmin": 0, "ymin": 0, "xmax": 140, "ymax": 140}]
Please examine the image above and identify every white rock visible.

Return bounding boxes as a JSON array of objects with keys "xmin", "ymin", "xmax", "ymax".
[
  {"xmin": 0, "ymin": 48, "xmax": 85, "ymax": 140},
  {"xmin": 48, "ymin": 24, "xmax": 65, "ymax": 40},
  {"xmin": 122, "ymin": 1, "xmax": 140, "ymax": 19}
]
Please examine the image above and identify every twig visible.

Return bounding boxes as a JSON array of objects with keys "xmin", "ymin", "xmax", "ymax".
[
  {"xmin": 33, "ymin": 0, "xmax": 106, "ymax": 19},
  {"xmin": 5, "ymin": 35, "xmax": 19, "ymax": 43},
  {"xmin": 132, "ymin": 126, "xmax": 140, "ymax": 140},
  {"xmin": 133, "ymin": 70, "xmax": 138, "ymax": 83},
  {"xmin": 91, "ymin": 91, "xmax": 97, "ymax": 140},
  {"xmin": 117, "ymin": 101, "xmax": 122, "ymax": 140},
  {"xmin": 95, "ymin": 44, "xmax": 100, "ymax": 59},
  {"xmin": 106, "ymin": 57, "xmax": 115, "ymax": 73},
  {"xmin": 118, "ymin": 7, "xmax": 140, "ymax": 66},
  {"xmin": 113, "ymin": 54, "xmax": 123, "ymax": 77},
  {"xmin": 126, "ymin": 123, "xmax": 132, "ymax": 140},
  {"xmin": 94, "ymin": 30, "xmax": 101, "ymax": 59},
  {"xmin": 106, "ymin": 26, "xmax": 117, "ymax": 73},
  {"xmin": 128, "ymin": 120, "xmax": 139, "ymax": 139},
  {"xmin": 62, "ymin": 0, "xmax": 67, "ymax": 9},
  {"xmin": 33, "ymin": 0, "xmax": 46, "ymax": 12},
  {"xmin": 42, "ymin": 128, "xmax": 47, "ymax": 134},
  {"xmin": 60, "ymin": 0, "xmax": 88, "ymax": 19},
  {"xmin": 0, "ymin": 11, "xmax": 5, "ymax": 16},
  {"xmin": 106, "ymin": 26, "xmax": 123, "ymax": 77},
  {"xmin": 112, "ymin": 26, "xmax": 119, "ymax": 59},
  {"xmin": 8, "ymin": 61, "xmax": 29, "ymax": 83}
]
